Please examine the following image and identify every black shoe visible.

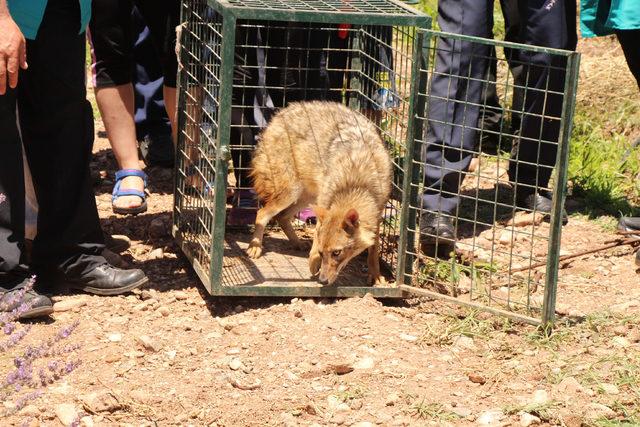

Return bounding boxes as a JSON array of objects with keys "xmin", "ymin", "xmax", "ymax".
[
  {"xmin": 618, "ymin": 217, "xmax": 640, "ymax": 234},
  {"xmin": 63, "ymin": 264, "xmax": 148, "ymax": 296},
  {"xmin": 419, "ymin": 212, "xmax": 456, "ymax": 257},
  {"xmin": 515, "ymin": 190, "xmax": 568, "ymax": 225},
  {"xmin": 139, "ymin": 133, "xmax": 174, "ymax": 168},
  {"xmin": 0, "ymin": 277, "xmax": 53, "ymax": 319}
]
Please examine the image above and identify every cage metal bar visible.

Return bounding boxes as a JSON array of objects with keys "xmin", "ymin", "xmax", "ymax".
[
  {"xmin": 396, "ymin": 29, "xmax": 428, "ymax": 286},
  {"xmin": 541, "ymin": 51, "xmax": 581, "ymax": 327},
  {"xmin": 209, "ymin": 10, "xmax": 238, "ymax": 294}
]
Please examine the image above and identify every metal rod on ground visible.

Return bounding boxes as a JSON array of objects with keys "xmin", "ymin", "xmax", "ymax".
[
  {"xmin": 509, "ymin": 238, "xmax": 640, "ymax": 273},
  {"xmin": 399, "ymin": 284, "xmax": 541, "ymax": 326}
]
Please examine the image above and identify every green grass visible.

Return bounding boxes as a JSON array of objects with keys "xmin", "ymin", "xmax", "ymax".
[
  {"xmin": 411, "ymin": 398, "xmax": 460, "ymax": 421},
  {"xmin": 503, "ymin": 400, "xmax": 562, "ymax": 422},
  {"xmin": 419, "ymin": 309, "xmax": 510, "ymax": 346}
]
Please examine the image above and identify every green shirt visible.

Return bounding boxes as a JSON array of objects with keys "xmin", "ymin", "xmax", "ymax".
[
  {"xmin": 7, "ymin": 0, "xmax": 91, "ymax": 40},
  {"xmin": 580, "ymin": 0, "xmax": 640, "ymax": 37}
]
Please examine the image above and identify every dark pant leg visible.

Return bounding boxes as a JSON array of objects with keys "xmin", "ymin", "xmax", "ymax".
[
  {"xmin": 19, "ymin": 0, "xmax": 105, "ymax": 278},
  {"xmin": 421, "ymin": 0, "xmax": 493, "ymax": 214},
  {"xmin": 479, "ymin": 0, "xmax": 523, "ymax": 145},
  {"xmin": 132, "ymin": 5, "xmax": 172, "ymax": 141},
  {"xmin": 88, "ymin": 0, "xmax": 135, "ymax": 88},
  {"xmin": 135, "ymin": 0, "xmax": 180, "ymax": 88},
  {"xmin": 616, "ymin": 30, "xmax": 640, "ymax": 89},
  {"xmin": 508, "ymin": 0, "xmax": 577, "ymax": 191},
  {"xmin": 0, "ymin": 88, "xmax": 28, "ymax": 288}
]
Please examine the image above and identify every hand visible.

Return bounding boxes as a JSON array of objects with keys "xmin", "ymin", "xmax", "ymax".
[{"xmin": 0, "ymin": 14, "xmax": 28, "ymax": 95}]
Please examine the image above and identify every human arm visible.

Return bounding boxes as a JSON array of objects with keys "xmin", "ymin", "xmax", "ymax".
[{"xmin": 0, "ymin": 0, "xmax": 28, "ymax": 95}]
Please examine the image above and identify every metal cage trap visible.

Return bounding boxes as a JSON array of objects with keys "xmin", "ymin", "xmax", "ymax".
[{"xmin": 173, "ymin": 0, "xmax": 580, "ymax": 325}]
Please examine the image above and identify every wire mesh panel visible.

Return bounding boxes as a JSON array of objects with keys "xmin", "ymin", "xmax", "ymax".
[
  {"xmin": 174, "ymin": 0, "xmax": 223, "ymax": 286},
  {"xmin": 401, "ymin": 31, "xmax": 580, "ymax": 325},
  {"xmin": 173, "ymin": 0, "xmax": 430, "ymax": 297}
]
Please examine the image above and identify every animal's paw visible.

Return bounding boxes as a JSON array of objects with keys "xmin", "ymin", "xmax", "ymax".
[
  {"xmin": 246, "ymin": 243, "xmax": 263, "ymax": 259},
  {"xmin": 295, "ymin": 240, "xmax": 311, "ymax": 252},
  {"xmin": 369, "ymin": 274, "xmax": 387, "ymax": 287},
  {"xmin": 309, "ymin": 253, "xmax": 321, "ymax": 275}
]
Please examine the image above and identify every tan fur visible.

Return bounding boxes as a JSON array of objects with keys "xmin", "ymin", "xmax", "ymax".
[{"xmin": 247, "ymin": 101, "xmax": 392, "ymax": 286}]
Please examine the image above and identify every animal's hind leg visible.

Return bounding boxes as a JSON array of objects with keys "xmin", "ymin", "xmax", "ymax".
[
  {"xmin": 276, "ymin": 202, "xmax": 310, "ymax": 251},
  {"xmin": 247, "ymin": 196, "xmax": 297, "ymax": 259}
]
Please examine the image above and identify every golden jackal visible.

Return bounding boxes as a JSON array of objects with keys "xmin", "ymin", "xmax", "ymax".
[{"xmin": 247, "ymin": 101, "xmax": 392, "ymax": 286}]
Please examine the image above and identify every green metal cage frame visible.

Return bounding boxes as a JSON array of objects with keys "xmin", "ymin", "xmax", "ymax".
[
  {"xmin": 172, "ymin": 0, "xmax": 581, "ymax": 326},
  {"xmin": 173, "ymin": 0, "xmax": 431, "ymax": 300}
]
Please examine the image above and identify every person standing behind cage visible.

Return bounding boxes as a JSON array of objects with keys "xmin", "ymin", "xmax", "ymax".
[
  {"xmin": 132, "ymin": 5, "xmax": 175, "ymax": 169},
  {"xmin": 88, "ymin": 0, "xmax": 179, "ymax": 215},
  {"xmin": 0, "ymin": 0, "xmax": 148, "ymax": 319},
  {"xmin": 582, "ymin": 0, "xmax": 640, "ymax": 262},
  {"xmin": 419, "ymin": 0, "xmax": 577, "ymax": 254}
]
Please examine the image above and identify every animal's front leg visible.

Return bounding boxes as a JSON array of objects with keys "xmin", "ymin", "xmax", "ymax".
[
  {"xmin": 308, "ymin": 228, "xmax": 321, "ymax": 275},
  {"xmin": 367, "ymin": 237, "xmax": 386, "ymax": 287}
]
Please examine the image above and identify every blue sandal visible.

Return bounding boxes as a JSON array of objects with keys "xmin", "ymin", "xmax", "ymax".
[{"xmin": 112, "ymin": 169, "xmax": 148, "ymax": 215}]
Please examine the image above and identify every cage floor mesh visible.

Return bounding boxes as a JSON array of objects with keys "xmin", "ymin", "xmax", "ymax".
[
  {"xmin": 221, "ymin": 229, "xmax": 393, "ymax": 288},
  {"xmin": 223, "ymin": 0, "xmax": 414, "ymax": 15}
]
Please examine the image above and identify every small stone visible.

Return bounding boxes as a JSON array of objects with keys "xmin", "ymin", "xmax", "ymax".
[
  {"xmin": 108, "ymin": 333, "xmax": 122, "ymax": 342},
  {"xmin": 519, "ymin": 412, "xmax": 540, "ymax": 426},
  {"xmin": 80, "ymin": 416, "xmax": 94, "ymax": 427},
  {"xmin": 584, "ymin": 403, "xmax": 616, "ymax": 421},
  {"xmin": 508, "ymin": 212, "xmax": 545, "ymax": 227},
  {"xmin": 55, "ymin": 403, "xmax": 78, "ymax": 426},
  {"xmin": 612, "ymin": 325, "xmax": 628, "ymax": 336},
  {"xmin": 20, "ymin": 405, "xmax": 40, "ymax": 417},
  {"xmin": 352, "ymin": 423, "xmax": 374, "ymax": 427},
  {"xmin": 353, "ymin": 357, "xmax": 375, "ymax": 370},
  {"xmin": 229, "ymin": 358, "xmax": 242, "ymax": 371},
  {"xmin": 452, "ymin": 406, "xmax": 472, "ymax": 417},
  {"xmin": 611, "ymin": 336, "xmax": 630, "ymax": 348},
  {"xmin": 136, "ymin": 335, "xmax": 161, "ymax": 352},
  {"xmin": 53, "ymin": 298, "xmax": 87, "ymax": 312},
  {"xmin": 329, "ymin": 363, "xmax": 354, "ymax": 375},
  {"xmin": 555, "ymin": 376, "xmax": 584, "ymax": 394},
  {"xmin": 149, "ymin": 217, "xmax": 168, "ymax": 238},
  {"xmin": 628, "ymin": 329, "xmax": 640, "ymax": 343},
  {"xmin": 600, "ymin": 383, "xmax": 620, "ymax": 395},
  {"xmin": 499, "ymin": 230, "xmax": 513, "ymax": 245},
  {"xmin": 332, "ymin": 414, "xmax": 346, "ymax": 425},
  {"xmin": 148, "ymin": 248, "xmax": 164, "ymax": 260},
  {"xmin": 476, "ymin": 410, "xmax": 504, "ymax": 425},
  {"xmin": 157, "ymin": 306, "xmax": 170, "ymax": 317},
  {"xmin": 385, "ymin": 393, "xmax": 400, "ymax": 406},
  {"xmin": 531, "ymin": 389, "xmax": 549, "ymax": 405},
  {"xmin": 140, "ymin": 290, "xmax": 154, "ymax": 300},
  {"xmin": 174, "ymin": 291, "xmax": 189, "ymax": 300},
  {"xmin": 453, "ymin": 336, "xmax": 475, "ymax": 350},
  {"xmin": 81, "ymin": 392, "xmax": 122, "ymax": 413},
  {"xmin": 399, "ymin": 333, "xmax": 418, "ymax": 342},
  {"xmin": 468, "ymin": 373, "xmax": 486, "ymax": 384}
]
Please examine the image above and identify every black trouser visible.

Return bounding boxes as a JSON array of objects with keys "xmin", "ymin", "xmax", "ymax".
[
  {"xmin": 421, "ymin": 0, "xmax": 577, "ymax": 214},
  {"xmin": 479, "ymin": 0, "xmax": 524, "ymax": 144},
  {"xmin": 0, "ymin": 0, "xmax": 105, "ymax": 290},
  {"xmin": 89, "ymin": 0, "xmax": 179, "ymax": 88},
  {"xmin": 616, "ymin": 30, "xmax": 640, "ymax": 89}
]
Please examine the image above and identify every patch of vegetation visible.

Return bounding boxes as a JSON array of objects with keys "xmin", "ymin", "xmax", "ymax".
[
  {"xmin": 335, "ymin": 385, "xmax": 367, "ymax": 403},
  {"xmin": 525, "ymin": 324, "xmax": 571, "ymax": 350},
  {"xmin": 411, "ymin": 398, "xmax": 460, "ymax": 422},
  {"xmin": 503, "ymin": 400, "xmax": 563, "ymax": 422},
  {"xmin": 420, "ymin": 309, "xmax": 509, "ymax": 346}
]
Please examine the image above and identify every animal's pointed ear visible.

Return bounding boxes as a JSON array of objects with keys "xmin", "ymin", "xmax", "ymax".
[
  {"xmin": 342, "ymin": 208, "xmax": 359, "ymax": 233},
  {"xmin": 310, "ymin": 205, "xmax": 327, "ymax": 222}
]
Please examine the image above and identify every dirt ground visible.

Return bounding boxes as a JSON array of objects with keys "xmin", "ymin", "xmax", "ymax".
[{"xmin": 4, "ymin": 36, "xmax": 640, "ymax": 426}]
